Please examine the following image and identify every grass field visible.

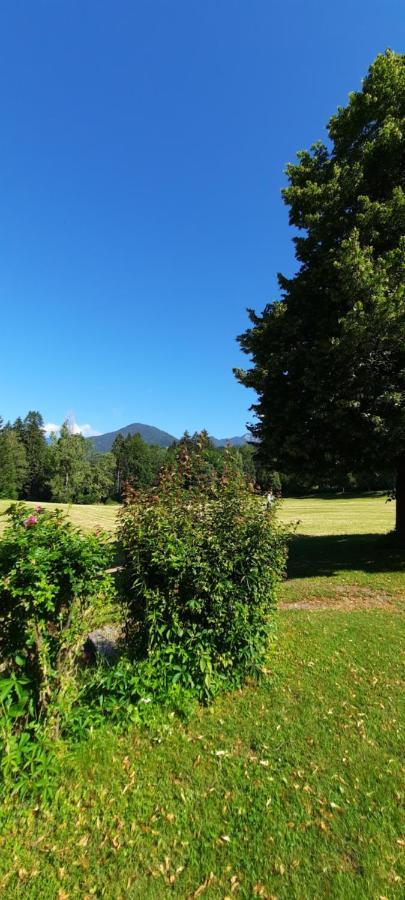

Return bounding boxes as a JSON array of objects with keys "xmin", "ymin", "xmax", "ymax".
[
  {"xmin": 0, "ymin": 492, "xmax": 396, "ymax": 537},
  {"xmin": 1, "ymin": 493, "xmax": 402, "ymax": 602},
  {"xmin": 277, "ymin": 495, "xmax": 404, "ymax": 603},
  {"xmin": 0, "ymin": 495, "xmax": 403, "ymax": 898},
  {"xmin": 0, "ymin": 498, "xmax": 119, "ymax": 533}
]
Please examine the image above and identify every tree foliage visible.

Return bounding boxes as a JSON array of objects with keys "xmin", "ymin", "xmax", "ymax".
[
  {"xmin": 111, "ymin": 432, "xmax": 166, "ymax": 498},
  {"xmin": 236, "ymin": 51, "xmax": 405, "ymax": 534},
  {"xmin": 14, "ymin": 412, "xmax": 49, "ymax": 500},
  {"xmin": 49, "ymin": 422, "xmax": 115, "ymax": 504},
  {"xmin": 165, "ymin": 431, "xmax": 257, "ymax": 491},
  {"xmin": 0, "ymin": 420, "xmax": 27, "ymax": 499},
  {"xmin": 0, "ymin": 414, "xmax": 260, "ymax": 504}
]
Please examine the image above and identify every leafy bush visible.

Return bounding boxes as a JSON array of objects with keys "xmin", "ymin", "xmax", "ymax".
[
  {"xmin": 119, "ymin": 446, "xmax": 288, "ymax": 699},
  {"xmin": 0, "ymin": 666, "xmax": 58, "ymax": 800},
  {"xmin": 0, "ymin": 503, "xmax": 115, "ymax": 796},
  {"xmin": 0, "ymin": 503, "xmax": 113, "ymax": 716},
  {"xmin": 63, "ymin": 657, "xmax": 196, "ymax": 741}
]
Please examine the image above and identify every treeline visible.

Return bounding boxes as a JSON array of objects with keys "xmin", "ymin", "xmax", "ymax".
[
  {"xmin": 0, "ymin": 412, "xmax": 115, "ymax": 503},
  {"xmin": 0, "ymin": 413, "xmax": 257, "ymax": 504},
  {"xmin": 0, "ymin": 411, "xmax": 393, "ymax": 504}
]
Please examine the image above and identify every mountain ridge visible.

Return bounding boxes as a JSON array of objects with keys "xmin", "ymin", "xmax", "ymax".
[{"xmin": 88, "ymin": 423, "xmax": 249, "ymax": 453}]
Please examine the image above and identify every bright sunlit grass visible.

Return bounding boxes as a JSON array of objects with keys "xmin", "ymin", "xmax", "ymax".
[
  {"xmin": 0, "ymin": 498, "xmax": 118, "ymax": 533},
  {"xmin": 0, "ymin": 491, "xmax": 396, "ymax": 536}
]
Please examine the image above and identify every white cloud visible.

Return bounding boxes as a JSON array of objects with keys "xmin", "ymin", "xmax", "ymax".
[
  {"xmin": 43, "ymin": 421, "xmax": 101, "ymax": 438},
  {"xmin": 71, "ymin": 422, "xmax": 101, "ymax": 437},
  {"xmin": 43, "ymin": 423, "xmax": 60, "ymax": 436}
]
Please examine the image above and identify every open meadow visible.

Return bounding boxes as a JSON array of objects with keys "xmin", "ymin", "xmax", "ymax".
[
  {"xmin": 0, "ymin": 494, "xmax": 403, "ymax": 898},
  {"xmin": 0, "ymin": 498, "xmax": 119, "ymax": 534},
  {"xmin": 1, "ymin": 493, "xmax": 402, "ymax": 602},
  {"xmin": 0, "ymin": 491, "xmax": 397, "ymax": 536}
]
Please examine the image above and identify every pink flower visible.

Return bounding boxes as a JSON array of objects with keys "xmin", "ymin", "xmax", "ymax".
[
  {"xmin": 34, "ymin": 505, "xmax": 42, "ymax": 513},
  {"xmin": 23, "ymin": 515, "xmax": 38, "ymax": 527}
]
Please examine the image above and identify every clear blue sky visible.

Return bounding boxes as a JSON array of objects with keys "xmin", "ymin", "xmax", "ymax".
[{"xmin": 1, "ymin": 1, "xmax": 403, "ymax": 438}]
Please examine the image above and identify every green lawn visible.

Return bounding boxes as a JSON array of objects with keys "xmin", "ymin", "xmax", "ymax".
[
  {"xmin": 0, "ymin": 494, "xmax": 403, "ymax": 898},
  {"xmin": 0, "ymin": 492, "xmax": 396, "ymax": 537},
  {"xmin": 0, "ymin": 610, "xmax": 403, "ymax": 899},
  {"xmin": 2, "ymin": 493, "xmax": 402, "ymax": 601},
  {"xmin": 279, "ymin": 494, "xmax": 395, "ymax": 535},
  {"xmin": 0, "ymin": 498, "xmax": 118, "ymax": 534},
  {"xmin": 278, "ymin": 495, "xmax": 404, "ymax": 603}
]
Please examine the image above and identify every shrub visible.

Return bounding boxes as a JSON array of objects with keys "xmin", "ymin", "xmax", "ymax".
[
  {"xmin": 64, "ymin": 657, "xmax": 196, "ymax": 741},
  {"xmin": 119, "ymin": 446, "xmax": 288, "ymax": 699},
  {"xmin": 0, "ymin": 665, "xmax": 58, "ymax": 800},
  {"xmin": 0, "ymin": 503, "xmax": 113, "ymax": 717}
]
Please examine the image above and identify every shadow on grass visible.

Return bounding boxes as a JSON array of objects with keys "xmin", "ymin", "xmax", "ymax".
[
  {"xmin": 287, "ymin": 532, "xmax": 405, "ymax": 580},
  {"xmin": 286, "ymin": 491, "xmax": 389, "ymax": 501}
]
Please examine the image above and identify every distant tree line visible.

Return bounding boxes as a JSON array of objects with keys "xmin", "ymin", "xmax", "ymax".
[
  {"xmin": 0, "ymin": 412, "xmax": 116, "ymax": 504},
  {"xmin": 0, "ymin": 413, "xmax": 258, "ymax": 504},
  {"xmin": 0, "ymin": 411, "xmax": 394, "ymax": 505}
]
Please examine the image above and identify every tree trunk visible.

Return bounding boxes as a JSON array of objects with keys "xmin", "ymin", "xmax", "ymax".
[{"xmin": 395, "ymin": 459, "xmax": 405, "ymax": 545}]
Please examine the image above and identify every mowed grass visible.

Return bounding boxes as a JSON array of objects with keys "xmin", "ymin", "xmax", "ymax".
[
  {"xmin": 0, "ymin": 610, "xmax": 403, "ymax": 899},
  {"xmin": 0, "ymin": 498, "xmax": 118, "ymax": 534},
  {"xmin": 0, "ymin": 494, "xmax": 403, "ymax": 898},
  {"xmin": 277, "ymin": 495, "xmax": 404, "ymax": 602},
  {"xmin": 2, "ymin": 493, "xmax": 402, "ymax": 601},
  {"xmin": 279, "ymin": 494, "xmax": 395, "ymax": 536}
]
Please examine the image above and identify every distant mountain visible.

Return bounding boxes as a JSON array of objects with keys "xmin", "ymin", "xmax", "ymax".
[
  {"xmin": 210, "ymin": 434, "xmax": 250, "ymax": 448},
  {"xmin": 88, "ymin": 423, "xmax": 250, "ymax": 454},
  {"xmin": 89, "ymin": 423, "xmax": 177, "ymax": 453}
]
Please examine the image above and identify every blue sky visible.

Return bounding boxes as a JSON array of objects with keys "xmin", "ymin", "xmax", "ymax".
[{"xmin": 0, "ymin": 1, "xmax": 403, "ymax": 438}]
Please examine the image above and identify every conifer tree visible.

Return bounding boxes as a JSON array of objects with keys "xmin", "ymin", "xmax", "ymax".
[
  {"xmin": 0, "ymin": 420, "xmax": 27, "ymax": 498},
  {"xmin": 15, "ymin": 411, "xmax": 48, "ymax": 499}
]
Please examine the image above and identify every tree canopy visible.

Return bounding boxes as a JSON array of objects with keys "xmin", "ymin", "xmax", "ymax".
[{"xmin": 236, "ymin": 51, "xmax": 405, "ymax": 538}]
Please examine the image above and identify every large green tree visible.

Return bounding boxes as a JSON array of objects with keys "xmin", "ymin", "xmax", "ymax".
[
  {"xmin": 236, "ymin": 51, "xmax": 405, "ymax": 540},
  {"xmin": 0, "ymin": 419, "xmax": 27, "ymax": 498},
  {"xmin": 14, "ymin": 411, "xmax": 49, "ymax": 499},
  {"xmin": 48, "ymin": 422, "xmax": 88, "ymax": 503},
  {"xmin": 111, "ymin": 433, "xmax": 166, "ymax": 498},
  {"xmin": 48, "ymin": 423, "xmax": 115, "ymax": 503}
]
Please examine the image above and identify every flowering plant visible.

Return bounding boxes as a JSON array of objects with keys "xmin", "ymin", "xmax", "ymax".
[
  {"xmin": 23, "ymin": 514, "xmax": 38, "ymax": 527},
  {"xmin": 0, "ymin": 503, "xmax": 113, "ymax": 715}
]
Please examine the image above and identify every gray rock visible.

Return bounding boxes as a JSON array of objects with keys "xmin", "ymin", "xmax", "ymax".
[{"xmin": 83, "ymin": 625, "xmax": 123, "ymax": 664}]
